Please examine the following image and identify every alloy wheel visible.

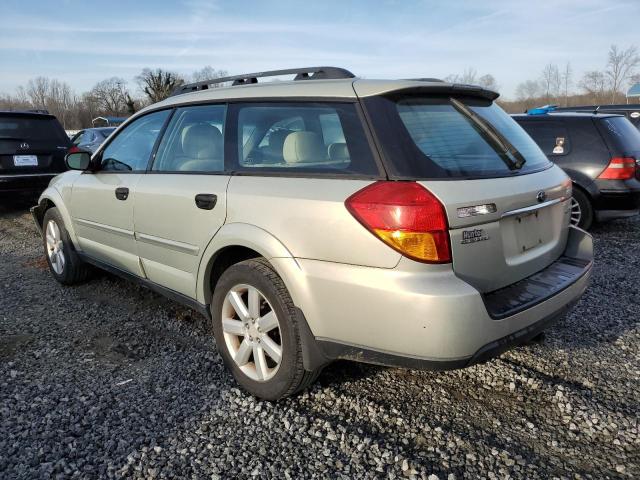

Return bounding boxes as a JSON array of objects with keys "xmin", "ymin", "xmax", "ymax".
[
  {"xmin": 570, "ymin": 197, "xmax": 582, "ymax": 226},
  {"xmin": 221, "ymin": 284, "xmax": 283, "ymax": 382},
  {"xmin": 45, "ymin": 220, "xmax": 65, "ymax": 274}
]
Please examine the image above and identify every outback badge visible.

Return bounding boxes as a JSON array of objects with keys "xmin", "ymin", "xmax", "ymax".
[{"xmin": 461, "ymin": 228, "xmax": 489, "ymax": 245}]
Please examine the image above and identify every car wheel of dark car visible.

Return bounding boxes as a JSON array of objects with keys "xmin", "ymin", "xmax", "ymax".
[{"xmin": 571, "ymin": 188, "xmax": 593, "ymax": 230}]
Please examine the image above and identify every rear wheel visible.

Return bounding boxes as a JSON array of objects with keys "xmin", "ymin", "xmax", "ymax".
[
  {"xmin": 570, "ymin": 188, "xmax": 594, "ymax": 230},
  {"xmin": 211, "ymin": 258, "xmax": 320, "ymax": 400},
  {"xmin": 42, "ymin": 207, "xmax": 91, "ymax": 285}
]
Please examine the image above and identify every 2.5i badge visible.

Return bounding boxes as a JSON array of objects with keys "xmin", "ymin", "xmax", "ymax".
[{"xmin": 461, "ymin": 229, "xmax": 489, "ymax": 245}]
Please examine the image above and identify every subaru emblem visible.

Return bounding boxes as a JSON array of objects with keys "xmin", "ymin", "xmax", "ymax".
[
  {"xmin": 536, "ymin": 191, "xmax": 547, "ymax": 203},
  {"xmin": 18, "ymin": 142, "xmax": 29, "ymax": 149}
]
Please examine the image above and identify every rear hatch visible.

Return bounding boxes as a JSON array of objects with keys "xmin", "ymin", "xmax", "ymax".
[
  {"xmin": 0, "ymin": 114, "xmax": 70, "ymax": 175},
  {"xmin": 361, "ymin": 88, "xmax": 572, "ymax": 292}
]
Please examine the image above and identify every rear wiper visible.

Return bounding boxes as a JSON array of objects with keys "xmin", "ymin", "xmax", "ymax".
[{"xmin": 450, "ymin": 98, "xmax": 526, "ymax": 170}]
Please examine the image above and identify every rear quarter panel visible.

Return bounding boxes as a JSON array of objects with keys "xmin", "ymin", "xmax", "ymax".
[{"xmin": 225, "ymin": 176, "xmax": 402, "ymax": 268}]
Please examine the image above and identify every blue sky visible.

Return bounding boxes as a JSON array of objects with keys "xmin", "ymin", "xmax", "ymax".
[{"xmin": 1, "ymin": 0, "xmax": 639, "ymax": 99}]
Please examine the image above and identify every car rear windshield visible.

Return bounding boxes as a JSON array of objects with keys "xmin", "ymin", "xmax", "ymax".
[
  {"xmin": 599, "ymin": 116, "xmax": 640, "ymax": 154},
  {"xmin": 0, "ymin": 116, "xmax": 68, "ymax": 144},
  {"xmin": 365, "ymin": 95, "xmax": 551, "ymax": 179}
]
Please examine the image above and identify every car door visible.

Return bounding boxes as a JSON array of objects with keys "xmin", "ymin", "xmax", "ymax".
[
  {"xmin": 69, "ymin": 109, "xmax": 172, "ymax": 275},
  {"xmin": 133, "ymin": 104, "xmax": 230, "ymax": 297}
]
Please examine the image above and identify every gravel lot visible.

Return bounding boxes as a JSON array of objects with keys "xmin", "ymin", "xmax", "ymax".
[{"xmin": 1, "ymin": 198, "xmax": 638, "ymax": 479}]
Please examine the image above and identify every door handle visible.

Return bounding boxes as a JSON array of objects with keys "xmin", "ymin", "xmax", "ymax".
[
  {"xmin": 195, "ymin": 193, "xmax": 217, "ymax": 210},
  {"xmin": 115, "ymin": 187, "xmax": 129, "ymax": 201}
]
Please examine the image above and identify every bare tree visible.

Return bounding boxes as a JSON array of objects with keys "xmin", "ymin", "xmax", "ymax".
[
  {"xmin": 561, "ymin": 62, "xmax": 573, "ymax": 106},
  {"xmin": 515, "ymin": 80, "xmax": 541, "ymax": 101},
  {"xmin": 88, "ymin": 77, "xmax": 130, "ymax": 115},
  {"xmin": 606, "ymin": 44, "xmax": 640, "ymax": 102},
  {"xmin": 580, "ymin": 70, "xmax": 608, "ymax": 101},
  {"xmin": 26, "ymin": 77, "xmax": 50, "ymax": 109},
  {"xmin": 445, "ymin": 67, "xmax": 478, "ymax": 85},
  {"xmin": 137, "ymin": 68, "xmax": 184, "ymax": 103},
  {"xmin": 477, "ymin": 74, "xmax": 498, "ymax": 91},
  {"xmin": 540, "ymin": 64, "xmax": 561, "ymax": 102},
  {"xmin": 191, "ymin": 66, "xmax": 228, "ymax": 85}
]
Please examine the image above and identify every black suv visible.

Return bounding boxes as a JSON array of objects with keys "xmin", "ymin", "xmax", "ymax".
[
  {"xmin": 554, "ymin": 104, "xmax": 640, "ymax": 131},
  {"xmin": 513, "ymin": 109, "xmax": 640, "ymax": 229},
  {"xmin": 0, "ymin": 111, "xmax": 71, "ymax": 196}
]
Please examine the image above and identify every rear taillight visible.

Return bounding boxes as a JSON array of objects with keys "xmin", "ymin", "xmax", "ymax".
[
  {"xmin": 345, "ymin": 181, "xmax": 451, "ymax": 263},
  {"xmin": 597, "ymin": 157, "xmax": 636, "ymax": 180}
]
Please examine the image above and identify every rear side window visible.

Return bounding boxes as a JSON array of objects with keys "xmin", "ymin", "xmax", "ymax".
[
  {"xmin": 599, "ymin": 116, "xmax": 640, "ymax": 154},
  {"xmin": 0, "ymin": 116, "xmax": 68, "ymax": 145},
  {"xmin": 231, "ymin": 102, "xmax": 378, "ymax": 176},
  {"xmin": 516, "ymin": 120, "xmax": 572, "ymax": 156},
  {"xmin": 153, "ymin": 104, "xmax": 226, "ymax": 173},
  {"xmin": 365, "ymin": 95, "xmax": 551, "ymax": 179}
]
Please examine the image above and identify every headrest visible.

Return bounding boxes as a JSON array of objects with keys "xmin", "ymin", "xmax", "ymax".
[
  {"xmin": 283, "ymin": 131, "xmax": 325, "ymax": 164},
  {"xmin": 328, "ymin": 142, "xmax": 350, "ymax": 161},
  {"xmin": 181, "ymin": 123, "xmax": 222, "ymax": 159},
  {"xmin": 267, "ymin": 129, "xmax": 292, "ymax": 155}
]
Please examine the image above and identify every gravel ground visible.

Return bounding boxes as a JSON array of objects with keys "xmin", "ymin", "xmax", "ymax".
[{"xmin": 0, "ymin": 198, "xmax": 638, "ymax": 480}]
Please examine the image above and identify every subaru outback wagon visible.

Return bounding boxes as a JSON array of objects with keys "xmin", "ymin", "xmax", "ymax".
[{"xmin": 32, "ymin": 67, "xmax": 593, "ymax": 400}]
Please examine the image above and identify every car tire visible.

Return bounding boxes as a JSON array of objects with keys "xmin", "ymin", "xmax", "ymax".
[
  {"xmin": 570, "ymin": 188, "xmax": 594, "ymax": 230},
  {"xmin": 211, "ymin": 258, "xmax": 321, "ymax": 400},
  {"xmin": 42, "ymin": 207, "xmax": 92, "ymax": 285}
]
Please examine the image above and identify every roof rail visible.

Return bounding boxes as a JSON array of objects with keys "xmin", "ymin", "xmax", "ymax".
[
  {"xmin": 171, "ymin": 66, "xmax": 355, "ymax": 97},
  {"xmin": 406, "ymin": 77, "xmax": 445, "ymax": 83}
]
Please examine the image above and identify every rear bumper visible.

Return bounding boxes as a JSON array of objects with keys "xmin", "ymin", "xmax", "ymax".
[
  {"xmin": 0, "ymin": 173, "xmax": 58, "ymax": 194},
  {"xmin": 593, "ymin": 179, "xmax": 640, "ymax": 221},
  {"xmin": 276, "ymin": 226, "xmax": 593, "ymax": 371}
]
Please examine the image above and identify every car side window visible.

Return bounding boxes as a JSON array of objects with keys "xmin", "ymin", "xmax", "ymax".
[
  {"xmin": 518, "ymin": 121, "xmax": 571, "ymax": 156},
  {"xmin": 152, "ymin": 104, "xmax": 226, "ymax": 173},
  {"xmin": 234, "ymin": 102, "xmax": 378, "ymax": 175},
  {"xmin": 100, "ymin": 110, "xmax": 170, "ymax": 172}
]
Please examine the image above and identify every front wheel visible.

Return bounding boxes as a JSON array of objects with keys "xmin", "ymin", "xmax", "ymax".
[
  {"xmin": 42, "ymin": 207, "xmax": 91, "ymax": 285},
  {"xmin": 211, "ymin": 258, "xmax": 320, "ymax": 400}
]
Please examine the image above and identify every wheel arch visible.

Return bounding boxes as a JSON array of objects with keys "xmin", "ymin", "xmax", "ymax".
[
  {"xmin": 33, "ymin": 189, "xmax": 80, "ymax": 248},
  {"xmin": 196, "ymin": 223, "xmax": 297, "ymax": 306}
]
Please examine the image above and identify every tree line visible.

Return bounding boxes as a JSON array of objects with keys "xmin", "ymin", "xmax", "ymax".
[
  {"xmin": 501, "ymin": 44, "xmax": 640, "ymax": 113},
  {"xmin": 1, "ymin": 45, "xmax": 639, "ymax": 128},
  {"xmin": 0, "ymin": 66, "xmax": 227, "ymax": 129}
]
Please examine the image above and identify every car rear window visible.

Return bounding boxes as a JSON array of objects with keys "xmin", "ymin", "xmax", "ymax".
[
  {"xmin": 0, "ymin": 116, "xmax": 68, "ymax": 144},
  {"xmin": 365, "ymin": 95, "xmax": 551, "ymax": 179},
  {"xmin": 599, "ymin": 116, "xmax": 640, "ymax": 154}
]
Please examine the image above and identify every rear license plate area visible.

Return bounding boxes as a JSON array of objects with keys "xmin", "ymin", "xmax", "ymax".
[
  {"xmin": 13, "ymin": 155, "xmax": 38, "ymax": 167},
  {"xmin": 515, "ymin": 211, "xmax": 542, "ymax": 252}
]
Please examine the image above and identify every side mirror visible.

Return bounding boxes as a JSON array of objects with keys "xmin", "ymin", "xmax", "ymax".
[{"xmin": 65, "ymin": 150, "xmax": 92, "ymax": 171}]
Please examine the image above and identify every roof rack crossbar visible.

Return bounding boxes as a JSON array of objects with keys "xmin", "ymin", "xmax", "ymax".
[{"xmin": 171, "ymin": 66, "xmax": 355, "ymax": 97}]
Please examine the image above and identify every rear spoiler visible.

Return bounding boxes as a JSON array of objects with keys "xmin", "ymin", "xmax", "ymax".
[{"xmin": 390, "ymin": 84, "xmax": 499, "ymax": 101}]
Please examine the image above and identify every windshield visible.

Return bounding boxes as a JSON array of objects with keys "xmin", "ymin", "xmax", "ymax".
[
  {"xmin": 0, "ymin": 116, "xmax": 68, "ymax": 143},
  {"xmin": 366, "ymin": 95, "xmax": 551, "ymax": 179}
]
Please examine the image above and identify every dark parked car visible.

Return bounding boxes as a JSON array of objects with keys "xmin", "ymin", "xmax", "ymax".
[
  {"xmin": 69, "ymin": 127, "xmax": 116, "ymax": 153},
  {"xmin": 0, "ymin": 111, "xmax": 71, "ymax": 195},
  {"xmin": 554, "ymin": 104, "xmax": 640, "ymax": 131},
  {"xmin": 513, "ymin": 108, "xmax": 640, "ymax": 229}
]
